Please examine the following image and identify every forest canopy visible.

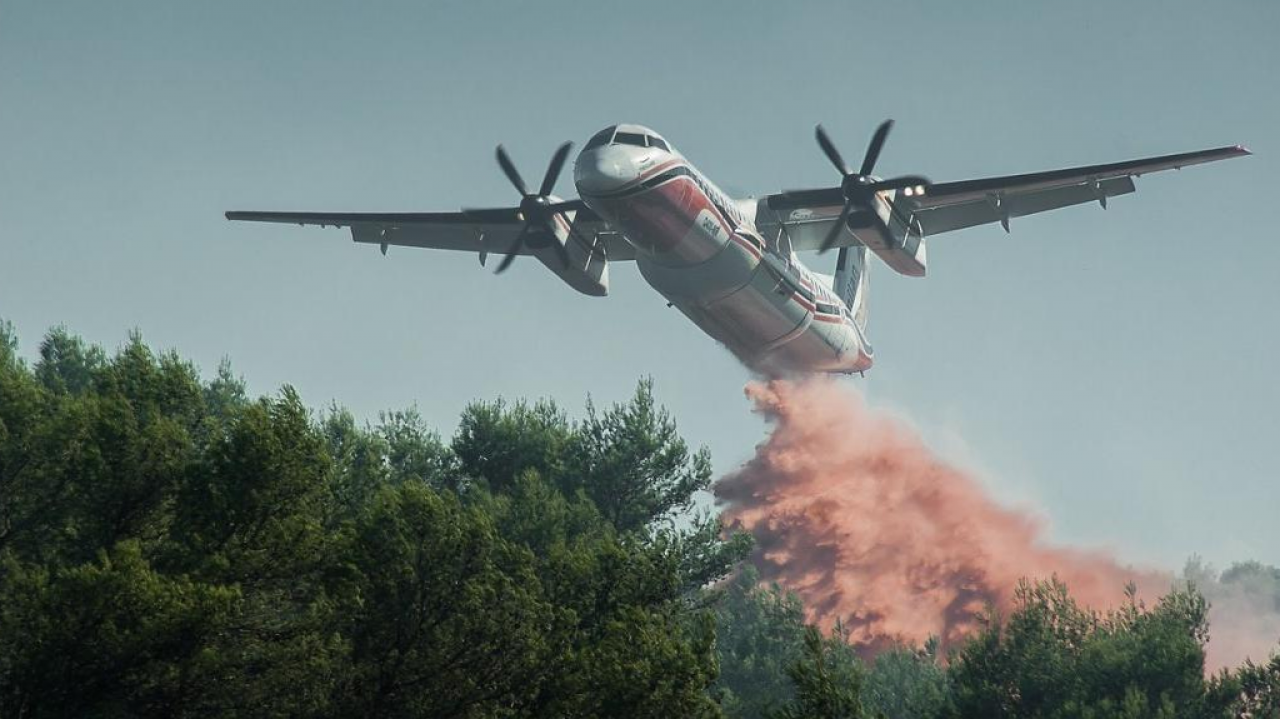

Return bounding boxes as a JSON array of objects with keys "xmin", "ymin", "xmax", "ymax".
[{"xmin": 0, "ymin": 321, "xmax": 1276, "ymax": 718}]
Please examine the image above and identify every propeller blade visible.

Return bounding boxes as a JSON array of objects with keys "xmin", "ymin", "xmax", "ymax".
[
  {"xmin": 860, "ymin": 119, "xmax": 893, "ymax": 177},
  {"xmin": 495, "ymin": 145, "xmax": 529, "ymax": 196},
  {"xmin": 539, "ymin": 141, "xmax": 573, "ymax": 197},
  {"xmin": 815, "ymin": 124, "xmax": 851, "ymax": 176},
  {"xmin": 548, "ymin": 198, "xmax": 589, "ymax": 214},
  {"xmin": 494, "ymin": 231, "xmax": 525, "ymax": 274},
  {"xmin": 819, "ymin": 202, "xmax": 854, "ymax": 254}
]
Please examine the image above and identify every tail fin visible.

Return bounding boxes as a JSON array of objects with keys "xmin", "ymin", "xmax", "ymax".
[{"xmin": 834, "ymin": 246, "xmax": 869, "ymax": 332}]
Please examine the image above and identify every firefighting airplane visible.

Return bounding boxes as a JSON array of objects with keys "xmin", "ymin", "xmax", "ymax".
[{"xmin": 226, "ymin": 121, "xmax": 1249, "ymax": 376}]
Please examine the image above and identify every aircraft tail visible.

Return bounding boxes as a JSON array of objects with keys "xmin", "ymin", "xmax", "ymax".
[{"xmin": 834, "ymin": 246, "xmax": 868, "ymax": 332}]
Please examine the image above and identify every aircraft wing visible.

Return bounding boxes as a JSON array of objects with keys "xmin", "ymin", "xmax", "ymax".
[
  {"xmin": 224, "ymin": 204, "xmax": 636, "ymax": 261},
  {"xmin": 904, "ymin": 144, "xmax": 1250, "ymax": 235},
  {"xmin": 764, "ymin": 144, "xmax": 1250, "ymax": 248}
]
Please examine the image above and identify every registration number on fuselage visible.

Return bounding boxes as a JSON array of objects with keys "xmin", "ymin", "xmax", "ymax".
[{"xmin": 699, "ymin": 213, "xmax": 723, "ymax": 240}]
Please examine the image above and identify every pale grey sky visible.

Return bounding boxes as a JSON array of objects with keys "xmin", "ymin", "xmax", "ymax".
[{"xmin": 1, "ymin": 0, "xmax": 1275, "ymax": 570}]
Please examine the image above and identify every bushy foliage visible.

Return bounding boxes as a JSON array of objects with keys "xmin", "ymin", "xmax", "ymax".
[
  {"xmin": 0, "ymin": 324, "xmax": 744, "ymax": 717},
  {"xmin": 947, "ymin": 579, "xmax": 1230, "ymax": 718},
  {"xmin": 713, "ymin": 566, "xmax": 808, "ymax": 716},
  {"xmin": 1, "ymin": 322, "xmax": 1277, "ymax": 718},
  {"xmin": 787, "ymin": 624, "xmax": 865, "ymax": 718},
  {"xmin": 863, "ymin": 639, "xmax": 950, "ymax": 718}
]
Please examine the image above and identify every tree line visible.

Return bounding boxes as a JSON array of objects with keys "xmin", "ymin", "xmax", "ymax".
[{"xmin": 0, "ymin": 322, "xmax": 1276, "ymax": 717}]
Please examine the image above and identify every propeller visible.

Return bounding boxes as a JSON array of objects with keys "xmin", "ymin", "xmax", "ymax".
[
  {"xmin": 493, "ymin": 142, "xmax": 575, "ymax": 274},
  {"xmin": 814, "ymin": 120, "xmax": 931, "ymax": 254}
]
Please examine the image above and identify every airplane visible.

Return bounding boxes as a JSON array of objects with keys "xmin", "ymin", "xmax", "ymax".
[{"xmin": 226, "ymin": 121, "xmax": 1249, "ymax": 376}]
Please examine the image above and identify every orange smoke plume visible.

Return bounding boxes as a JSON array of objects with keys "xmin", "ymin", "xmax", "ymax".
[{"xmin": 714, "ymin": 377, "xmax": 1164, "ymax": 653}]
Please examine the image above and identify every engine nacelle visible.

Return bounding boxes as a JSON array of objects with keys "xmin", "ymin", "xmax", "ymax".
[
  {"xmin": 537, "ymin": 208, "xmax": 610, "ymax": 296},
  {"xmin": 860, "ymin": 202, "xmax": 927, "ymax": 277}
]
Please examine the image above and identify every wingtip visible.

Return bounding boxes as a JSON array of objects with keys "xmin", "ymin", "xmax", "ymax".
[{"xmin": 1236, "ymin": 144, "xmax": 1253, "ymax": 156}]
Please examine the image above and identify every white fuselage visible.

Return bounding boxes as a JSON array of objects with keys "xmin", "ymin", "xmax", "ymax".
[{"xmin": 574, "ymin": 128, "xmax": 872, "ymax": 376}]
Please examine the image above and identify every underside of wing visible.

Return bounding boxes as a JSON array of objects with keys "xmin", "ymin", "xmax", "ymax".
[
  {"xmin": 760, "ymin": 144, "xmax": 1250, "ymax": 248},
  {"xmin": 754, "ymin": 203, "xmax": 848, "ymax": 253},
  {"xmin": 912, "ymin": 176, "xmax": 1136, "ymax": 235},
  {"xmin": 904, "ymin": 144, "xmax": 1250, "ymax": 235},
  {"xmin": 224, "ymin": 206, "xmax": 635, "ymax": 261}
]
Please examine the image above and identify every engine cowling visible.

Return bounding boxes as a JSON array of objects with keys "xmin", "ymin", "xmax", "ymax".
[{"xmin": 536, "ymin": 207, "xmax": 610, "ymax": 296}]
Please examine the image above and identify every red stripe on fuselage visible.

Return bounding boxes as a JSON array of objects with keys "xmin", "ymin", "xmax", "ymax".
[
  {"xmin": 732, "ymin": 232, "xmax": 763, "ymax": 260},
  {"xmin": 610, "ymin": 157, "xmax": 685, "ymax": 196},
  {"xmin": 586, "ymin": 157, "xmax": 765, "ymax": 264}
]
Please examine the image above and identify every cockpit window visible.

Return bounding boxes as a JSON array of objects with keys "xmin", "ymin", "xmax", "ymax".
[
  {"xmin": 647, "ymin": 136, "xmax": 669, "ymax": 152},
  {"xmin": 613, "ymin": 131, "xmax": 647, "ymax": 148},
  {"xmin": 584, "ymin": 127, "xmax": 615, "ymax": 151}
]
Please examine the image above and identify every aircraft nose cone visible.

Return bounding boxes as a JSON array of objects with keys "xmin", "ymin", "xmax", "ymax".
[{"xmin": 575, "ymin": 145, "xmax": 638, "ymax": 196}]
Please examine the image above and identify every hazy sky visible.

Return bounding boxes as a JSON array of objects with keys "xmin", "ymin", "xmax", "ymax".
[{"xmin": 1, "ymin": 0, "xmax": 1276, "ymax": 570}]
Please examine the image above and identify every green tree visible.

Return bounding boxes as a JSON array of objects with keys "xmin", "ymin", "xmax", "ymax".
[
  {"xmin": 2, "ymin": 330, "xmax": 205, "ymax": 566},
  {"xmin": 569, "ymin": 378, "xmax": 711, "ymax": 533},
  {"xmin": 165, "ymin": 388, "xmax": 348, "ymax": 716},
  {"xmin": 34, "ymin": 325, "xmax": 105, "ymax": 395},
  {"xmin": 948, "ymin": 579, "xmax": 1231, "ymax": 718},
  {"xmin": 0, "ymin": 541, "xmax": 238, "ymax": 716},
  {"xmin": 452, "ymin": 396, "xmax": 573, "ymax": 495},
  {"xmin": 0, "ymin": 343, "xmax": 67, "ymax": 558},
  {"xmin": 787, "ymin": 624, "xmax": 865, "ymax": 718},
  {"xmin": 202, "ymin": 357, "xmax": 248, "ymax": 423},
  {"xmin": 863, "ymin": 639, "xmax": 950, "ymax": 719},
  {"xmin": 481, "ymin": 469, "xmax": 724, "ymax": 717},
  {"xmin": 713, "ymin": 565, "xmax": 808, "ymax": 717},
  {"xmin": 0, "ymin": 323, "xmax": 744, "ymax": 717},
  {"xmin": 569, "ymin": 605, "xmax": 721, "ymax": 718},
  {"xmin": 378, "ymin": 407, "xmax": 455, "ymax": 487},
  {"xmin": 340, "ymin": 482, "xmax": 559, "ymax": 716},
  {"xmin": 1227, "ymin": 654, "xmax": 1280, "ymax": 718}
]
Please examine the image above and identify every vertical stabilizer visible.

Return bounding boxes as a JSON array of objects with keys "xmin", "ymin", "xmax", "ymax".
[{"xmin": 834, "ymin": 246, "xmax": 868, "ymax": 332}]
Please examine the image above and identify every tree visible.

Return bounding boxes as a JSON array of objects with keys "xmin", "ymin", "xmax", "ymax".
[
  {"xmin": 713, "ymin": 565, "xmax": 808, "ymax": 717},
  {"xmin": 340, "ymin": 482, "xmax": 559, "ymax": 716},
  {"xmin": 0, "ymin": 541, "xmax": 238, "ymax": 716},
  {"xmin": 863, "ymin": 639, "xmax": 950, "ymax": 719},
  {"xmin": 452, "ymin": 396, "xmax": 573, "ymax": 495},
  {"xmin": 1227, "ymin": 653, "xmax": 1280, "ymax": 718},
  {"xmin": 1220, "ymin": 560, "xmax": 1280, "ymax": 602},
  {"xmin": 0, "ymin": 326, "xmax": 54, "ymax": 557},
  {"xmin": 569, "ymin": 378, "xmax": 712, "ymax": 533},
  {"xmin": 948, "ymin": 579, "xmax": 1232, "ymax": 718},
  {"xmin": 34, "ymin": 325, "xmax": 105, "ymax": 396},
  {"xmin": 568, "ymin": 606, "xmax": 721, "ymax": 718},
  {"xmin": 477, "ymin": 471, "xmax": 725, "ymax": 717},
  {"xmin": 1, "ymin": 323, "xmax": 743, "ymax": 717},
  {"xmin": 377, "ymin": 407, "xmax": 456, "ymax": 487},
  {"xmin": 11, "ymin": 320, "xmax": 1280, "ymax": 718},
  {"xmin": 2, "ymin": 330, "xmax": 204, "ymax": 566},
  {"xmin": 787, "ymin": 624, "xmax": 865, "ymax": 718},
  {"xmin": 202, "ymin": 357, "xmax": 248, "ymax": 423}
]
